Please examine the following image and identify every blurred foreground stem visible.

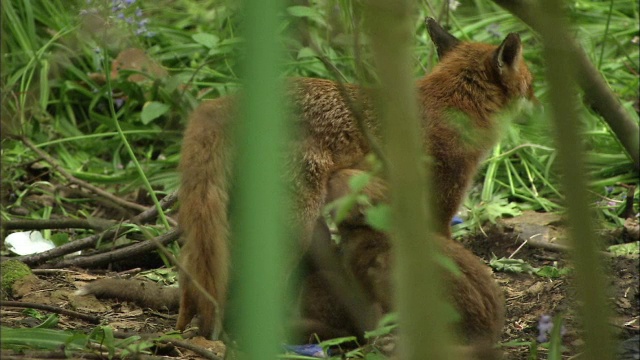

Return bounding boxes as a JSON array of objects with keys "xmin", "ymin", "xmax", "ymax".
[
  {"xmin": 536, "ymin": 1, "xmax": 615, "ymax": 359},
  {"xmin": 364, "ymin": 2, "xmax": 454, "ymax": 359}
]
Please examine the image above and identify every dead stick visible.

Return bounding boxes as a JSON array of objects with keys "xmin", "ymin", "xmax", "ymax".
[
  {"xmin": 1, "ymin": 300, "xmax": 100, "ymax": 324},
  {"xmin": 14, "ymin": 192, "xmax": 178, "ymax": 266},
  {"xmin": 165, "ymin": 339, "xmax": 223, "ymax": 360},
  {"xmin": 3, "ymin": 218, "xmax": 115, "ymax": 231},
  {"xmin": 524, "ymin": 238, "xmax": 612, "ymax": 257},
  {"xmin": 47, "ymin": 228, "xmax": 182, "ymax": 269},
  {"xmin": 491, "ymin": 0, "xmax": 640, "ymax": 169}
]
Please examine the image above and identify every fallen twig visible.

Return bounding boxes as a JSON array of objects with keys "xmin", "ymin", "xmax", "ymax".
[
  {"xmin": 0, "ymin": 300, "xmax": 101, "ymax": 324},
  {"xmin": 491, "ymin": 0, "xmax": 640, "ymax": 169},
  {"xmin": 14, "ymin": 192, "xmax": 178, "ymax": 266},
  {"xmin": 524, "ymin": 238, "xmax": 613, "ymax": 257},
  {"xmin": 48, "ymin": 228, "xmax": 182, "ymax": 269},
  {"xmin": 164, "ymin": 339, "xmax": 223, "ymax": 360},
  {"xmin": 2, "ymin": 218, "xmax": 115, "ymax": 231}
]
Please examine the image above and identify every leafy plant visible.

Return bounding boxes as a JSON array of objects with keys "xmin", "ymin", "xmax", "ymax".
[{"xmin": 489, "ymin": 256, "xmax": 571, "ymax": 279}]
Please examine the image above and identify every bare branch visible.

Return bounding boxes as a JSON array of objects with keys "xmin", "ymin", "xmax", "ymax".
[
  {"xmin": 1, "ymin": 300, "xmax": 100, "ymax": 324},
  {"xmin": 2, "ymin": 218, "xmax": 115, "ymax": 231},
  {"xmin": 491, "ymin": 0, "xmax": 640, "ymax": 169},
  {"xmin": 48, "ymin": 228, "xmax": 181, "ymax": 269},
  {"xmin": 14, "ymin": 192, "xmax": 178, "ymax": 266}
]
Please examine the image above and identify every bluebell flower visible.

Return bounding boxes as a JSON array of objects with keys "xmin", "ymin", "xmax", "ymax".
[
  {"xmin": 536, "ymin": 314, "xmax": 566, "ymax": 343},
  {"xmin": 82, "ymin": 0, "xmax": 153, "ymax": 38}
]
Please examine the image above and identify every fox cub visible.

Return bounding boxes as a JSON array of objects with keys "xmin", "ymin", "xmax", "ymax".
[
  {"xmin": 297, "ymin": 169, "xmax": 504, "ymax": 346},
  {"xmin": 79, "ymin": 18, "xmax": 534, "ymax": 340}
]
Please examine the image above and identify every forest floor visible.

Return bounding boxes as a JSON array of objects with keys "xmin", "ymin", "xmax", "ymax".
[{"xmin": 1, "ymin": 211, "xmax": 638, "ymax": 360}]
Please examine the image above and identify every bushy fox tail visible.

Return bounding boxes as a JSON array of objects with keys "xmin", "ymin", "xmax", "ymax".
[{"xmin": 176, "ymin": 99, "xmax": 231, "ymax": 339}]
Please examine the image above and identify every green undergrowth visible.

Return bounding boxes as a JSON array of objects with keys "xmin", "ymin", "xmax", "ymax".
[
  {"xmin": 1, "ymin": 0, "xmax": 638, "ymax": 358},
  {"xmin": 2, "ymin": 0, "xmax": 636, "ymax": 236}
]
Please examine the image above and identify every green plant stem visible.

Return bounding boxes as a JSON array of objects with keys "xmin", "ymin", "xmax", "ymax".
[
  {"xmin": 492, "ymin": 0, "xmax": 640, "ymax": 170},
  {"xmin": 34, "ymin": 130, "xmax": 177, "ymax": 147},
  {"xmin": 365, "ymin": 2, "xmax": 453, "ymax": 359},
  {"xmin": 536, "ymin": 1, "xmax": 615, "ymax": 359},
  {"xmin": 597, "ymin": 0, "xmax": 615, "ymax": 70},
  {"xmin": 103, "ymin": 57, "xmax": 171, "ymax": 232},
  {"xmin": 233, "ymin": 0, "xmax": 287, "ymax": 357}
]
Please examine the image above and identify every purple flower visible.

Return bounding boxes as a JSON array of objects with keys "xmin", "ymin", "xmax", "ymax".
[
  {"xmin": 537, "ymin": 314, "xmax": 566, "ymax": 343},
  {"xmin": 114, "ymin": 97, "xmax": 125, "ymax": 109}
]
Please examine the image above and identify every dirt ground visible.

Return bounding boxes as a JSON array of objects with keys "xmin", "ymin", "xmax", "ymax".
[{"xmin": 1, "ymin": 212, "xmax": 638, "ymax": 359}]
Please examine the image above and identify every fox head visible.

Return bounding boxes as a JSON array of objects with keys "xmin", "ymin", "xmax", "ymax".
[{"xmin": 425, "ymin": 17, "xmax": 536, "ymax": 104}]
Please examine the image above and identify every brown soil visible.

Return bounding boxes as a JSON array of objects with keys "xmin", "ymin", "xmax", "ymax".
[{"xmin": 1, "ymin": 212, "xmax": 638, "ymax": 359}]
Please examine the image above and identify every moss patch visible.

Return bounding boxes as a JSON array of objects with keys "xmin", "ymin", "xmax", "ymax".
[{"xmin": 1, "ymin": 260, "xmax": 32, "ymax": 297}]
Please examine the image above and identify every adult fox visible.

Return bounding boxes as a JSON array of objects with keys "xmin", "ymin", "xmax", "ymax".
[{"xmin": 177, "ymin": 17, "xmax": 534, "ymax": 338}]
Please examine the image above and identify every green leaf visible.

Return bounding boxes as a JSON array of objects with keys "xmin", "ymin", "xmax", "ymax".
[
  {"xmin": 286, "ymin": 6, "xmax": 325, "ymax": 25},
  {"xmin": 140, "ymin": 102, "xmax": 170, "ymax": 125},
  {"xmin": 50, "ymin": 233, "xmax": 69, "ymax": 247},
  {"xmin": 364, "ymin": 204, "xmax": 391, "ymax": 232},
  {"xmin": 0, "ymin": 327, "xmax": 89, "ymax": 351},
  {"xmin": 365, "ymin": 312, "xmax": 399, "ymax": 339},
  {"xmin": 35, "ymin": 314, "xmax": 59, "ymax": 329},
  {"xmin": 490, "ymin": 255, "xmax": 569, "ymax": 278},
  {"xmin": 534, "ymin": 266, "xmax": 570, "ymax": 279},
  {"xmin": 101, "ymin": 326, "xmax": 115, "ymax": 359},
  {"xmin": 318, "ymin": 336, "xmax": 358, "ymax": 347},
  {"xmin": 347, "ymin": 171, "xmax": 372, "ymax": 192},
  {"xmin": 191, "ymin": 33, "xmax": 219, "ymax": 49},
  {"xmin": 297, "ymin": 47, "xmax": 316, "ymax": 59},
  {"xmin": 364, "ymin": 324, "xmax": 397, "ymax": 339},
  {"xmin": 22, "ymin": 308, "xmax": 46, "ymax": 320},
  {"xmin": 608, "ymin": 241, "xmax": 639, "ymax": 256},
  {"xmin": 489, "ymin": 256, "xmax": 536, "ymax": 274},
  {"xmin": 326, "ymin": 195, "xmax": 357, "ymax": 224},
  {"xmin": 547, "ymin": 316, "xmax": 564, "ymax": 360}
]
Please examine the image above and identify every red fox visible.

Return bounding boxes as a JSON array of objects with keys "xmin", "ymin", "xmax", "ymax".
[
  {"xmin": 78, "ymin": 18, "xmax": 534, "ymax": 340},
  {"xmin": 296, "ymin": 169, "xmax": 504, "ymax": 346}
]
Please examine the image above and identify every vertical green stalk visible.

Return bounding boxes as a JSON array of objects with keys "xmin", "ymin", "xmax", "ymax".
[
  {"xmin": 365, "ymin": 2, "xmax": 453, "ymax": 359},
  {"xmin": 597, "ymin": 0, "xmax": 615, "ymax": 70},
  {"xmin": 482, "ymin": 142, "xmax": 502, "ymax": 201},
  {"xmin": 234, "ymin": 0, "xmax": 286, "ymax": 358},
  {"xmin": 536, "ymin": 2, "xmax": 614, "ymax": 360}
]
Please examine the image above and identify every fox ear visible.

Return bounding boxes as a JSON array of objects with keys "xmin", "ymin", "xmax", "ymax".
[
  {"xmin": 426, "ymin": 17, "xmax": 460, "ymax": 59},
  {"xmin": 494, "ymin": 33, "xmax": 522, "ymax": 73}
]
